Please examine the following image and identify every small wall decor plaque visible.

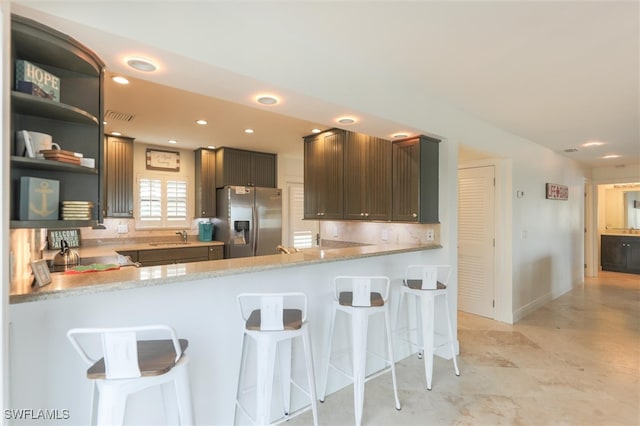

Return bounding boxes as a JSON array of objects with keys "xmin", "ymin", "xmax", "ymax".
[
  {"xmin": 48, "ymin": 228, "xmax": 81, "ymax": 249},
  {"xmin": 546, "ymin": 183, "xmax": 568, "ymax": 200},
  {"xmin": 146, "ymin": 148, "xmax": 180, "ymax": 171}
]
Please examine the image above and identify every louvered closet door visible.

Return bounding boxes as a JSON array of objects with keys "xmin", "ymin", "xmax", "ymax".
[{"xmin": 458, "ymin": 166, "xmax": 495, "ymax": 318}]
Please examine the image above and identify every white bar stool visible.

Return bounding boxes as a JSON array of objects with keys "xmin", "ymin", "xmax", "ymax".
[
  {"xmin": 395, "ymin": 265, "xmax": 460, "ymax": 390},
  {"xmin": 66, "ymin": 325, "xmax": 194, "ymax": 426},
  {"xmin": 235, "ymin": 292, "xmax": 318, "ymax": 426},
  {"xmin": 319, "ymin": 276, "xmax": 401, "ymax": 426}
]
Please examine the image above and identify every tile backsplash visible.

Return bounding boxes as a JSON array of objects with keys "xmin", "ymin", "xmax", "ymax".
[{"xmin": 319, "ymin": 221, "xmax": 440, "ymax": 246}]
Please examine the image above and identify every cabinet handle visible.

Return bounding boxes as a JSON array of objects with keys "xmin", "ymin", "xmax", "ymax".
[
  {"xmin": 202, "ymin": 211, "xmax": 206, "ymax": 215},
  {"xmin": 360, "ymin": 213, "xmax": 365, "ymax": 217},
  {"xmin": 364, "ymin": 213, "xmax": 369, "ymax": 217},
  {"xmin": 412, "ymin": 213, "xmax": 418, "ymax": 218}
]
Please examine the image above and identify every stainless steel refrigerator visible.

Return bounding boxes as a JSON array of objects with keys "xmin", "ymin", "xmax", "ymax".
[{"xmin": 214, "ymin": 186, "xmax": 282, "ymax": 258}]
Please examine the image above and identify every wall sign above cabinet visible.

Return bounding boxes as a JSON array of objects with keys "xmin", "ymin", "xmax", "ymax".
[{"xmin": 146, "ymin": 148, "xmax": 180, "ymax": 171}]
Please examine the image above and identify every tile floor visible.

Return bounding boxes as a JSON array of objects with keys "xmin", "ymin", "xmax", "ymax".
[{"xmin": 290, "ymin": 271, "xmax": 639, "ymax": 425}]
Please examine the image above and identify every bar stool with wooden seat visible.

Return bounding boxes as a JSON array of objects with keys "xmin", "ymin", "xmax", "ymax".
[
  {"xmin": 319, "ymin": 276, "xmax": 401, "ymax": 426},
  {"xmin": 235, "ymin": 292, "xmax": 318, "ymax": 426},
  {"xmin": 395, "ymin": 265, "xmax": 460, "ymax": 390},
  {"xmin": 66, "ymin": 324, "xmax": 193, "ymax": 426}
]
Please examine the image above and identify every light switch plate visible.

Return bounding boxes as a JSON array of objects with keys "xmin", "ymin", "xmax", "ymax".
[
  {"xmin": 426, "ymin": 229, "xmax": 435, "ymax": 241},
  {"xmin": 117, "ymin": 224, "xmax": 128, "ymax": 234}
]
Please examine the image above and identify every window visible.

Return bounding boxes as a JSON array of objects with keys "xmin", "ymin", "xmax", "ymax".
[
  {"xmin": 136, "ymin": 174, "xmax": 189, "ymax": 229},
  {"xmin": 288, "ymin": 183, "xmax": 317, "ymax": 249}
]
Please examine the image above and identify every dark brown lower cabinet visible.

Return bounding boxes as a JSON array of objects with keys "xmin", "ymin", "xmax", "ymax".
[
  {"xmin": 118, "ymin": 245, "xmax": 225, "ymax": 267},
  {"xmin": 601, "ymin": 235, "xmax": 640, "ymax": 274}
]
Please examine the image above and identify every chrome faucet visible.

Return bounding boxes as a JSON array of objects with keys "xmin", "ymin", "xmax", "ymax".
[{"xmin": 176, "ymin": 230, "xmax": 188, "ymax": 243}]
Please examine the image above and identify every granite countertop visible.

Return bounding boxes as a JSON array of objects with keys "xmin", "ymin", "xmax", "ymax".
[
  {"xmin": 11, "ymin": 243, "xmax": 442, "ymax": 304},
  {"xmin": 601, "ymin": 233, "xmax": 640, "ymax": 237}
]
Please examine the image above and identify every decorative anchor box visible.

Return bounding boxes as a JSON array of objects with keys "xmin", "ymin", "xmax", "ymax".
[
  {"xmin": 20, "ymin": 177, "xmax": 59, "ymax": 220},
  {"xmin": 15, "ymin": 59, "xmax": 60, "ymax": 102}
]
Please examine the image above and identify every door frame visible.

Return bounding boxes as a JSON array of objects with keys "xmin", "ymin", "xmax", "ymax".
[{"xmin": 458, "ymin": 158, "xmax": 513, "ymax": 324}]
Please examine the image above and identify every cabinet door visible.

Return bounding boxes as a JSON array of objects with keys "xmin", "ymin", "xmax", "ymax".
[
  {"xmin": 215, "ymin": 148, "xmax": 252, "ymax": 187},
  {"xmin": 601, "ymin": 236, "xmax": 626, "ymax": 270},
  {"xmin": 208, "ymin": 245, "xmax": 224, "ymax": 260},
  {"xmin": 304, "ymin": 130, "xmax": 344, "ymax": 219},
  {"xmin": 251, "ymin": 152, "xmax": 277, "ymax": 188},
  {"xmin": 392, "ymin": 136, "xmax": 439, "ymax": 223},
  {"xmin": 392, "ymin": 139, "xmax": 421, "ymax": 221},
  {"xmin": 105, "ymin": 136, "xmax": 134, "ymax": 217},
  {"xmin": 627, "ymin": 240, "xmax": 640, "ymax": 273},
  {"xmin": 343, "ymin": 133, "xmax": 391, "ymax": 220},
  {"xmin": 195, "ymin": 148, "xmax": 216, "ymax": 217},
  {"xmin": 362, "ymin": 135, "xmax": 392, "ymax": 220}
]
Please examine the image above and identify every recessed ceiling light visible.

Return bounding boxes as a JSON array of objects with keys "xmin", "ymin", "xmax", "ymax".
[
  {"xmin": 337, "ymin": 117, "xmax": 356, "ymax": 125},
  {"xmin": 168, "ymin": 139, "xmax": 177, "ymax": 144},
  {"xmin": 256, "ymin": 95, "xmax": 279, "ymax": 105},
  {"xmin": 602, "ymin": 154, "xmax": 621, "ymax": 159},
  {"xmin": 392, "ymin": 133, "xmax": 409, "ymax": 139},
  {"xmin": 125, "ymin": 57, "xmax": 157, "ymax": 72},
  {"xmin": 196, "ymin": 119, "xmax": 208, "ymax": 125},
  {"xmin": 582, "ymin": 141, "xmax": 605, "ymax": 147},
  {"xmin": 112, "ymin": 76, "xmax": 129, "ymax": 85},
  {"xmin": 111, "ymin": 131, "xmax": 121, "ymax": 136},
  {"xmin": 311, "ymin": 128, "xmax": 322, "ymax": 134},
  {"xmin": 207, "ymin": 145, "xmax": 215, "ymax": 149},
  {"xmin": 245, "ymin": 129, "xmax": 254, "ymax": 134}
]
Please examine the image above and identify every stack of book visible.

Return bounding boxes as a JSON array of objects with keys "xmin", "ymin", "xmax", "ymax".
[
  {"xmin": 41, "ymin": 149, "xmax": 81, "ymax": 165},
  {"xmin": 61, "ymin": 201, "xmax": 93, "ymax": 220}
]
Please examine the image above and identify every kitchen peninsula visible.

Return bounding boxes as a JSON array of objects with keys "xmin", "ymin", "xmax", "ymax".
[{"xmin": 9, "ymin": 242, "xmax": 453, "ymax": 425}]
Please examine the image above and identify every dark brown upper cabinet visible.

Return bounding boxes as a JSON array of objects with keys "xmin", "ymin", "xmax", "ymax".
[
  {"xmin": 10, "ymin": 15, "xmax": 104, "ymax": 228},
  {"xmin": 104, "ymin": 135, "xmax": 134, "ymax": 218},
  {"xmin": 303, "ymin": 129, "xmax": 345, "ymax": 220},
  {"xmin": 214, "ymin": 147, "xmax": 277, "ymax": 188},
  {"xmin": 392, "ymin": 135, "xmax": 440, "ymax": 223},
  {"xmin": 194, "ymin": 148, "xmax": 216, "ymax": 217},
  {"xmin": 343, "ymin": 132, "xmax": 392, "ymax": 221}
]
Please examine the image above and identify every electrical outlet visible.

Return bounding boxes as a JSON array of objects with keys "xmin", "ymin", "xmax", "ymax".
[
  {"xmin": 381, "ymin": 229, "xmax": 388, "ymax": 241},
  {"xmin": 116, "ymin": 224, "xmax": 128, "ymax": 234},
  {"xmin": 426, "ymin": 229, "xmax": 434, "ymax": 241}
]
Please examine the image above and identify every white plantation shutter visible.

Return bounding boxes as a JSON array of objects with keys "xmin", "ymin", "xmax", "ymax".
[
  {"xmin": 136, "ymin": 174, "xmax": 190, "ymax": 228},
  {"xmin": 139, "ymin": 178, "xmax": 162, "ymax": 222},
  {"xmin": 166, "ymin": 180, "xmax": 187, "ymax": 221},
  {"xmin": 289, "ymin": 183, "xmax": 317, "ymax": 249}
]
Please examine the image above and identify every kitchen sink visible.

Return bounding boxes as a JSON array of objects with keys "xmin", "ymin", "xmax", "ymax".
[{"xmin": 148, "ymin": 242, "xmax": 192, "ymax": 246}]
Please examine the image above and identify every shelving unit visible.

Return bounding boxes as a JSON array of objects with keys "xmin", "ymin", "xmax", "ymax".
[{"xmin": 10, "ymin": 15, "xmax": 104, "ymax": 229}]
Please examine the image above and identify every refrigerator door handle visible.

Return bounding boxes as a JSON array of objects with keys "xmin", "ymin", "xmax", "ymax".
[{"xmin": 252, "ymin": 206, "xmax": 258, "ymax": 255}]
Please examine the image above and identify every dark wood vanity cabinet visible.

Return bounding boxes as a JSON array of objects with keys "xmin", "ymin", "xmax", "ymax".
[
  {"xmin": 343, "ymin": 132, "xmax": 392, "ymax": 221},
  {"xmin": 215, "ymin": 147, "xmax": 276, "ymax": 188},
  {"xmin": 10, "ymin": 15, "xmax": 104, "ymax": 228},
  {"xmin": 303, "ymin": 129, "xmax": 344, "ymax": 220},
  {"xmin": 104, "ymin": 135, "xmax": 134, "ymax": 218},
  {"xmin": 392, "ymin": 135, "xmax": 440, "ymax": 223},
  {"xmin": 601, "ymin": 235, "xmax": 640, "ymax": 274},
  {"xmin": 194, "ymin": 148, "xmax": 216, "ymax": 217}
]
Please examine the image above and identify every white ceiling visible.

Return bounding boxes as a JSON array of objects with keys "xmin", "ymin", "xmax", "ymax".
[{"xmin": 10, "ymin": 1, "xmax": 640, "ymax": 167}]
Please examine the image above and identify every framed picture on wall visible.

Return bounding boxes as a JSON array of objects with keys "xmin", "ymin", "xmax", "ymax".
[{"xmin": 546, "ymin": 183, "xmax": 568, "ymax": 200}]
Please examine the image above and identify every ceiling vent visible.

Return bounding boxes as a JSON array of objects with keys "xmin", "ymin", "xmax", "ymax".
[
  {"xmin": 105, "ymin": 109, "xmax": 136, "ymax": 122},
  {"xmin": 563, "ymin": 148, "xmax": 579, "ymax": 153}
]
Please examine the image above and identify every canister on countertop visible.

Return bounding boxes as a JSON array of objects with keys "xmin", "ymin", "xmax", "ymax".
[{"xmin": 198, "ymin": 221, "xmax": 214, "ymax": 242}]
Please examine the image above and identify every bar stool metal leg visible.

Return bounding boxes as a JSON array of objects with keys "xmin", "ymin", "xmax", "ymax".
[
  {"xmin": 255, "ymin": 335, "xmax": 278, "ymax": 425},
  {"xmin": 351, "ymin": 309, "xmax": 369, "ymax": 426}
]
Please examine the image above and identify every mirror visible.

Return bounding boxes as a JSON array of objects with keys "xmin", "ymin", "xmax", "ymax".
[{"xmin": 605, "ymin": 187, "xmax": 640, "ymax": 230}]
